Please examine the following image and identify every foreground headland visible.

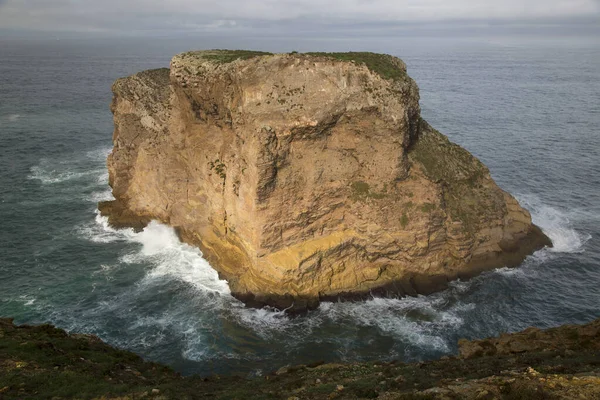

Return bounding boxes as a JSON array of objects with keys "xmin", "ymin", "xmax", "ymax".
[
  {"xmin": 99, "ymin": 50, "xmax": 551, "ymax": 311},
  {"xmin": 1, "ymin": 317, "xmax": 598, "ymax": 399}
]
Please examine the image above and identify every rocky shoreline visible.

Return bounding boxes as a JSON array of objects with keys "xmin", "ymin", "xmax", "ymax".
[
  {"xmin": 100, "ymin": 50, "xmax": 551, "ymax": 311},
  {"xmin": 1, "ymin": 317, "xmax": 598, "ymax": 399}
]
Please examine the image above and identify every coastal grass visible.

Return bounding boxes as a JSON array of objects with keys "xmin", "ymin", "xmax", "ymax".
[
  {"xmin": 409, "ymin": 119, "xmax": 498, "ymax": 233},
  {"xmin": 305, "ymin": 52, "xmax": 407, "ymax": 81},
  {"xmin": 187, "ymin": 50, "xmax": 407, "ymax": 81},
  {"xmin": 197, "ymin": 50, "xmax": 274, "ymax": 64},
  {"xmin": 351, "ymin": 181, "xmax": 387, "ymax": 201}
]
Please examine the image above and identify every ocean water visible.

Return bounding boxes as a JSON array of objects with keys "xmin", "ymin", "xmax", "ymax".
[{"xmin": 1, "ymin": 36, "xmax": 599, "ymax": 376}]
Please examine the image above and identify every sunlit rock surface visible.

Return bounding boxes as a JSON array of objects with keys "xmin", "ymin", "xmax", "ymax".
[{"xmin": 99, "ymin": 50, "xmax": 551, "ymax": 311}]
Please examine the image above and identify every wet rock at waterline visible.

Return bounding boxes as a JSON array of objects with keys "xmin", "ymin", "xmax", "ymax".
[{"xmin": 99, "ymin": 50, "xmax": 552, "ymax": 311}]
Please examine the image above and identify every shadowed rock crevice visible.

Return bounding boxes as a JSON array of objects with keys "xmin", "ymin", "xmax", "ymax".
[{"xmin": 99, "ymin": 50, "xmax": 551, "ymax": 312}]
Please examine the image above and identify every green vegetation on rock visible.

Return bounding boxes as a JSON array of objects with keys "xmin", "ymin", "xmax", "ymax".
[
  {"xmin": 409, "ymin": 119, "xmax": 503, "ymax": 233},
  {"xmin": 400, "ymin": 213, "xmax": 409, "ymax": 228},
  {"xmin": 181, "ymin": 50, "xmax": 408, "ymax": 82},
  {"xmin": 351, "ymin": 181, "xmax": 386, "ymax": 200},
  {"xmin": 305, "ymin": 52, "xmax": 408, "ymax": 81},
  {"xmin": 409, "ymin": 120, "xmax": 488, "ymax": 185},
  {"xmin": 193, "ymin": 50, "xmax": 274, "ymax": 64},
  {"xmin": 420, "ymin": 203, "xmax": 436, "ymax": 213},
  {"xmin": 209, "ymin": 159, "xmax": 227, "ymax": 181},
  {"xmin": 351, "ymin": 181, "xmax": 370, "ymax": 196}
]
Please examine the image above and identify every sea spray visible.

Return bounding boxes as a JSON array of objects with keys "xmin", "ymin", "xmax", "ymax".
[
  {"xmin": 517, "ymin": 194, "xmax": 591, "ymax": 254},
  {"xmin": 127, "ymin": 221, "xmax": 231, "ymax": 294}
]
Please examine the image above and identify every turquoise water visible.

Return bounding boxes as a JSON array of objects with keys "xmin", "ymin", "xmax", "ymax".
[{"xmin": 1, "ymin": 37, "xmax": 599, "ymax": 376}]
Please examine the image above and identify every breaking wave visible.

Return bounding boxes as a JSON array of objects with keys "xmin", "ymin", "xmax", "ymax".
[
  {"xmin": 124, "ymin": 221, "xmax": 231, "ymax": 295},
  {"xmin": 517, "ymin": 194, "xmax": 591, "ymax": 254},
  {"xmin": 71, "ymin": 187, "xmax": 596, "ymax": 369}
]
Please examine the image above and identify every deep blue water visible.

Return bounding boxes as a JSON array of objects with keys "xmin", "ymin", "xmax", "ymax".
[{"xmin": 1, "ymin": 36, "xmax": 599, "ymax": 377}]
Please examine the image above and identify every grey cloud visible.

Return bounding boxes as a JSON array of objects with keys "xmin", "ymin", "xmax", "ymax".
[{"xmin": 0, "ymin": 0, "xmax": 598, "ymax": 35}]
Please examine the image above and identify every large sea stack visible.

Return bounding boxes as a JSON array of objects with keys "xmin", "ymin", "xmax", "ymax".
[{"xmin": 99, "ymin": 50, "xmax": 551, "ymax": 311}]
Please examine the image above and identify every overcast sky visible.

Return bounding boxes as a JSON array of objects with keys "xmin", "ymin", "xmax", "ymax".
[{"xmin": 1, "ymin": 0, "xmax": 599, "ymax": 37}]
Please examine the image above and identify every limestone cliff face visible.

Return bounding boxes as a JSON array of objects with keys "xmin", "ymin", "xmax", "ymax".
[{"xmin": 100, "ymin": 50, "xmax": 551, "ymax": 311}]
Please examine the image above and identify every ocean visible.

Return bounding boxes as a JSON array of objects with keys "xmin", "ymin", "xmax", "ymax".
[{"xmin": 0, "ymin": 35, "xmax": 598, "ymax": 376}]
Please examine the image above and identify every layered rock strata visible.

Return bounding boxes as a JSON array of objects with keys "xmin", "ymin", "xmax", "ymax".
[{"xmin": 100, "ymin": 50, "xmax": 551, "ymax": 311}]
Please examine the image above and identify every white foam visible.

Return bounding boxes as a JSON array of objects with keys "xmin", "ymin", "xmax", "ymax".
[
  {"xmin": 181, "ymin": 342, "xmax": 209, "ymax": 361},
  {"xmin": 321, "ymin": 295, "xmax": 469, "ymax": 353},
  {"xmin": 517, "ymin": 194, "xmax": 591, "ymax": 254},
  {"xmin": 28, "ymin": 146, "xmax": 110, "ymax": 187},
  {"xmin": 15, "ymin": 295, "xmax": 37, "ymax": 307},
  {"xmin": 182, "ymin": 335, "xmax": 243, "ymax": 362},
  {"xmin": 114, "ymin": 221, "xmax": 231, "ymax": 295},
  {"xmin": 81, "ymin": 214, "xmax": 231, "ymax": 296},
  {"xmin": 447, "ymin": 278, "xmax": 473, "ymax": 294},
  {"xmin": 232, "ymin": 306, "xmax": 292, "ymax": 339},
  {"xmin": 493, "ymin": 266, "xmax": 532, "ymax": 277},
  {"xmin": 7, "ymin": 114, "xmax": 20, "ymax": 122},
  {"xmin": 88, "ymin": 189, "xmax": 114, "ymax": 203},
  {"xmin": 23, "ymin": 297, "xmax": 36, "ymax": 306},
  {"xmin": 77, "ymin": 211, "xmax": 135, "ymax": 243},
  {"xmin": 86, "ymin": 147, "xmax": 112, "ymax": 162},
  {"xmin": 28, "ymin": 164, "xmax": 104, "ymax": 184},
  {"xmin": 129, "ymin": 222, "xmax": 181, "ymax": 256},
  {"xmin": 230, "ymin": 289, "xmax": 473, "ymax": 355},
  {"xmin": 97, "ymin": 171, "xmax": 109, "ymax": 184}
]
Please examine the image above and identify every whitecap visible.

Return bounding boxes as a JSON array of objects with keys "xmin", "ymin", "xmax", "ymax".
[
  {"xmin": 135, "ymin": 224, "xmax": 230, "ymax": 295},
  {"xmin": 6, "ymin": 114, "xmax": 20, "ymax": 122},
  {"xmin": 28, "ymin": 164, "xmax": 104, "ymax": 184},
  {"xmin": 15, "ymin": 295, "xmax": 38, "ymax": 307},
  {"xmin": 24, "ymin": 297, "xmax": 36, "ymax": 306}
]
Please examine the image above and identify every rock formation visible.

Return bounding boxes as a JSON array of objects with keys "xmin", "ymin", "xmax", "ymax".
[{"xmin": 99, "ymin": 50, "xmax": 551, "ymax": 311}]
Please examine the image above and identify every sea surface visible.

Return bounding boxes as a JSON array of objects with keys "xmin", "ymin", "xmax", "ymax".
[{"xmin": 1, "ymin": 36, "xmax": 599, "ymax": 376}]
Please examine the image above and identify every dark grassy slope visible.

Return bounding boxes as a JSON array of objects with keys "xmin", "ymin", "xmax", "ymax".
[{"xmin": 1, "ymin": 317, "xmax": 599, "ymax": 399}]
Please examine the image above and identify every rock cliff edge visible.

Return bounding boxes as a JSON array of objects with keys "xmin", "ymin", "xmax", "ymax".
[{"xmin": 99, "ymin": 50, "xmax": 551, "ymax": 311}]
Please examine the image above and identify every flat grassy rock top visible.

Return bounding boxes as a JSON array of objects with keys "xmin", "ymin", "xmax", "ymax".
[
  {"xmin": 174, "ymin": 49, "xmax": 409, "ymax": 81},
  {"xmin": 182, "ymin": 49, "xmax": 274, "ymax": 64}
]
